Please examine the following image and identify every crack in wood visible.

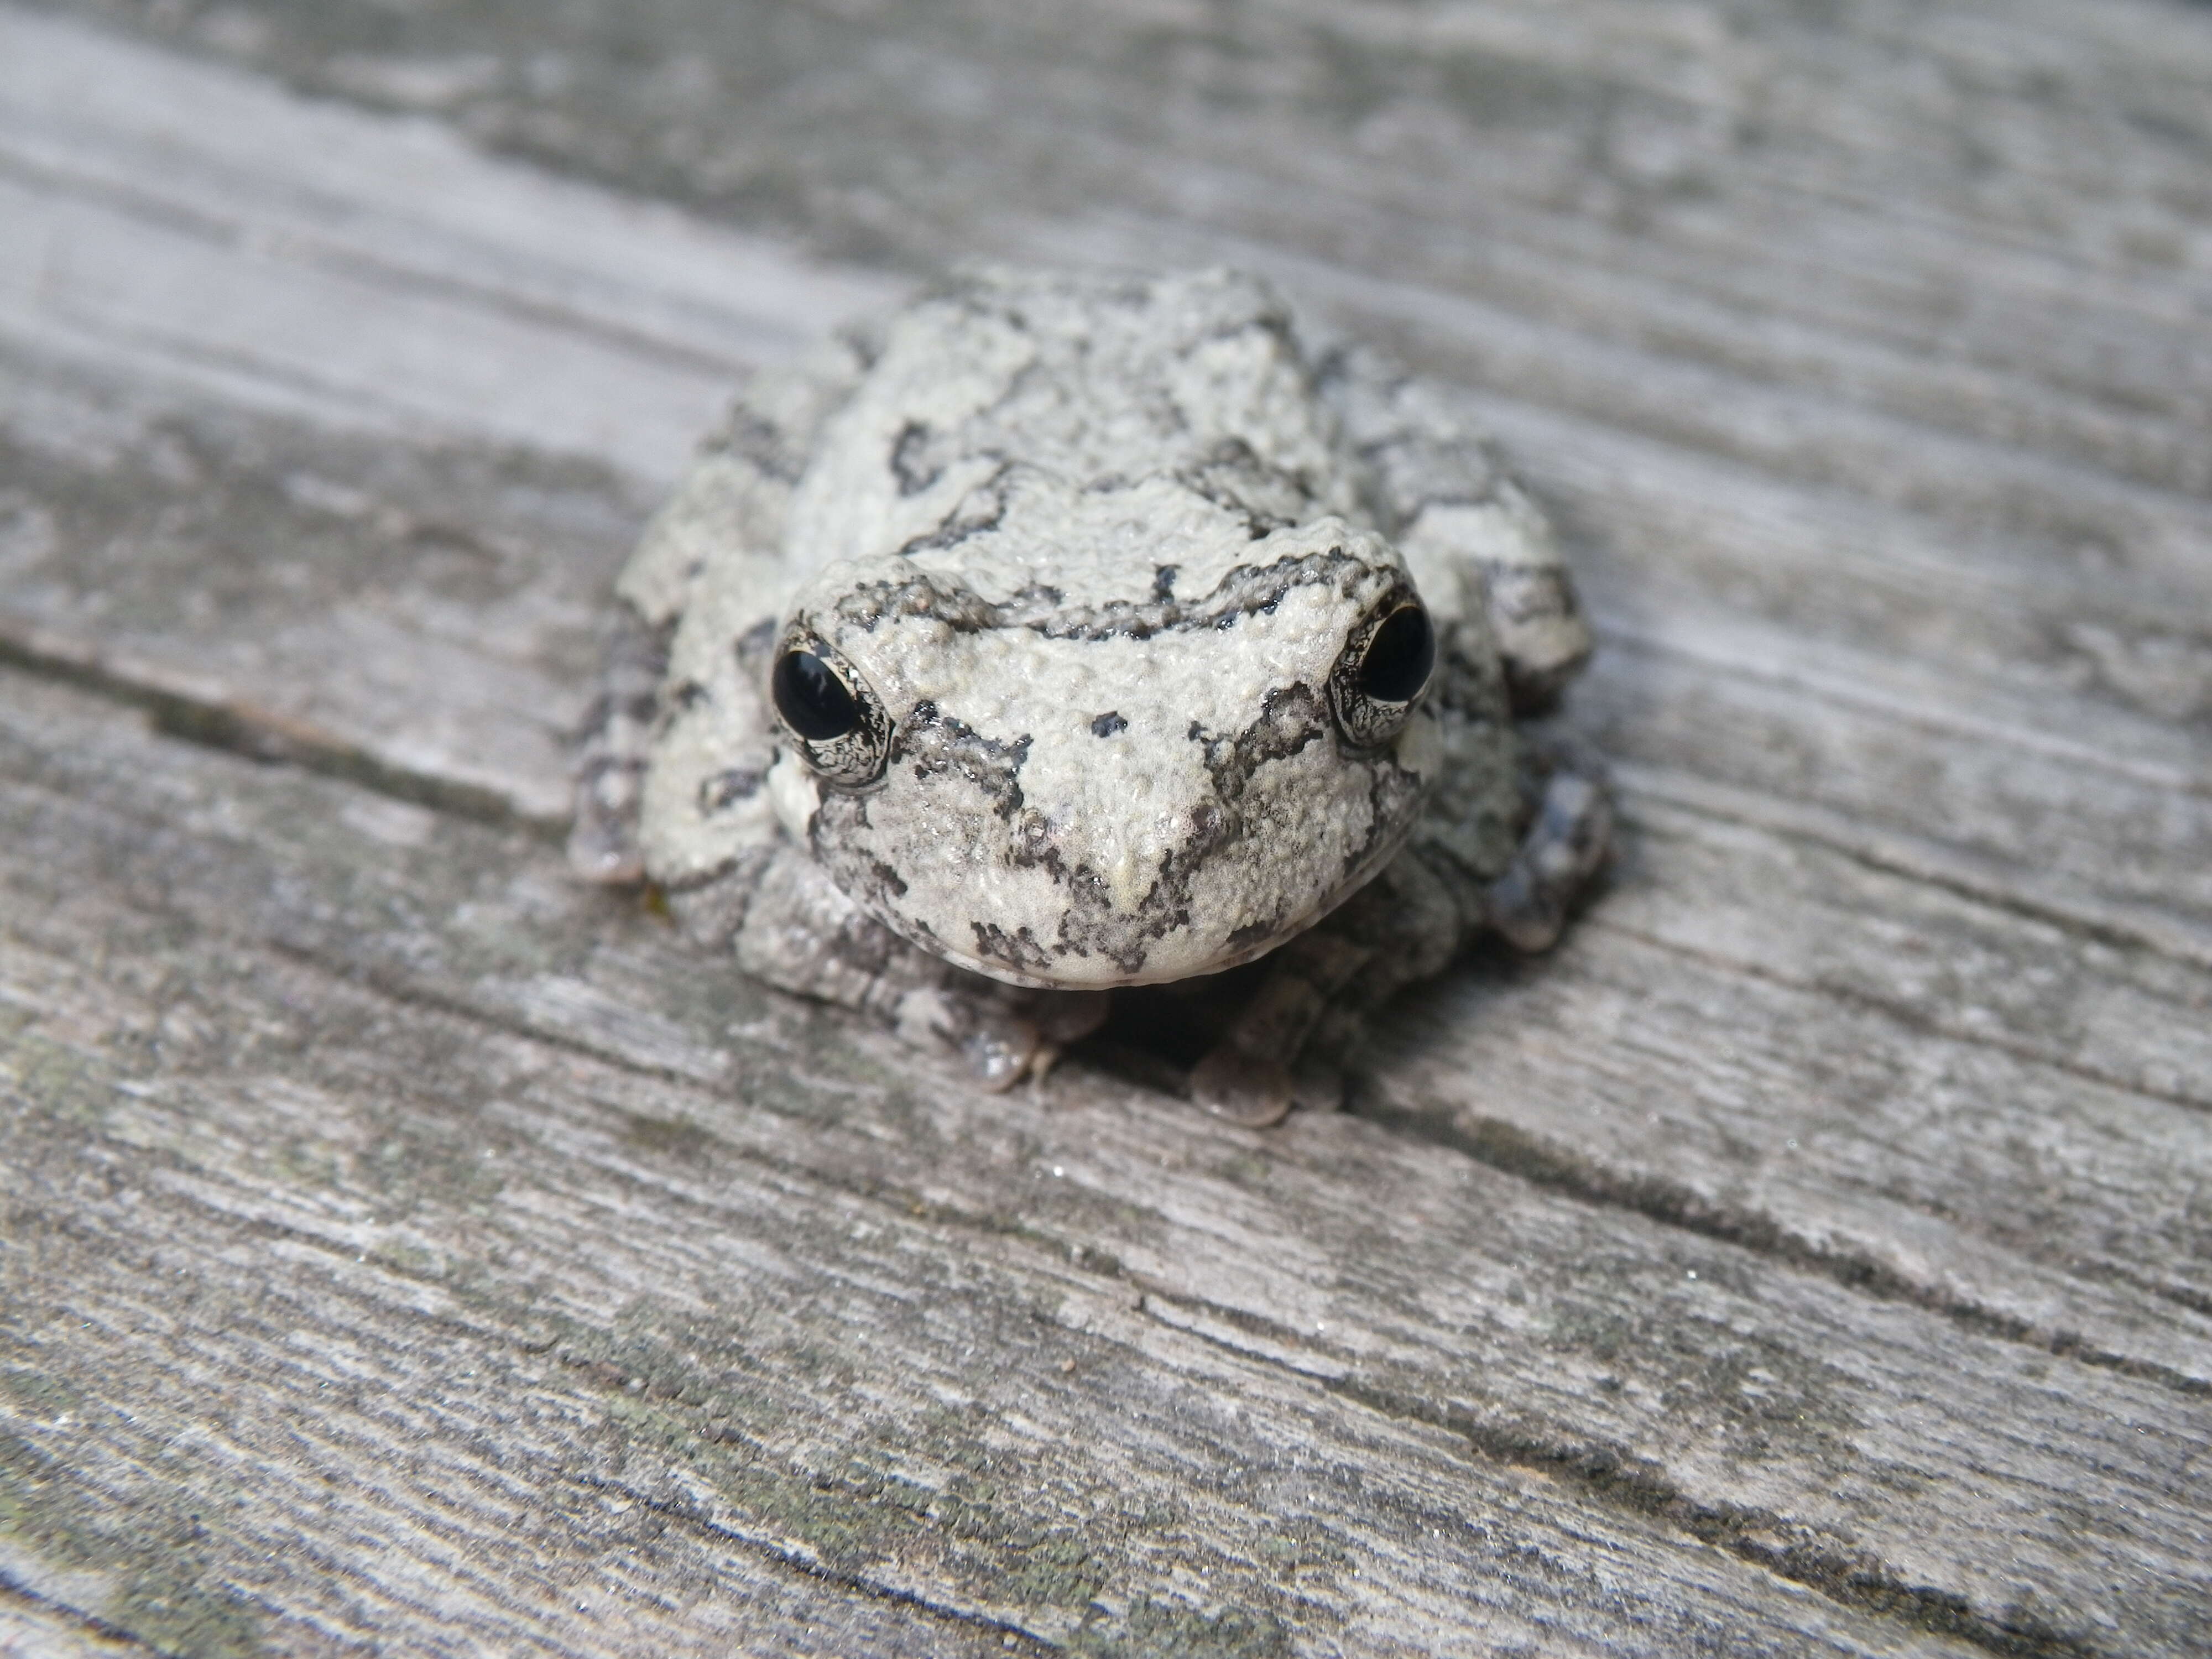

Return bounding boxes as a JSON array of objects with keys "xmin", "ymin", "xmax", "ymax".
[
  {"xmin": 0, "ymin": 625, "xmax": 562, "ymax": 841},
  {"xmin": 558, "ymin": 1472, "xmax": 1064, "ymax": 1653},
  {"xmin": 1614, "ymin": 765, "xmax": 2212, "ymax": 974},
  {"xmin": 1587, "ymin": 911, "xmax": 2211, "ymax": 1118},
  {"xmin": 0, "ymin": 1577, "xmax": 168, "ymax": 1659},
  {"xmin": 1349, "ymin": 1099, "xmax": 2211, "ymax": 1402},
  {"xmin": 1134, "ymin": 1287, "xmax": 2104, "ymax": 1658},
  {"xmin": 1323, "ymin": 1370, "xmax": 2104, "ymax": 1659}
]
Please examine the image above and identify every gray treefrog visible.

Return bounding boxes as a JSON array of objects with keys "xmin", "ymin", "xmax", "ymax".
[{"xmin": 570, "ymin": 268, "xmax": 1609, "ymax": 1125}]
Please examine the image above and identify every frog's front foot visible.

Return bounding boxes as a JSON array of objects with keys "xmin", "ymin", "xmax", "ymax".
[
  {"xmin": 897, "ymin": 983, "xmax": 1110, "ymax": 1093},
  {"xmin": 1189, "ymin": 1048, "xmax": 1297, "ymax": 1128},
  {"xmin": 1188, "ymin": 932, "xmax": 1373, "ymax": 1126},
  {"xmin": 1189, "ymin": 1044, "xmax": 1349, "ymax": 1126},
  {"xmin": 1488, "ymin": 768, "xmax": 1613, "ymax": 953}
]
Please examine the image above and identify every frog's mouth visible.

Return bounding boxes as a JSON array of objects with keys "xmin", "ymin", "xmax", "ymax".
[{"xmin": 805, "ymin": 691, "xmax": 1440, "ymax": 992}]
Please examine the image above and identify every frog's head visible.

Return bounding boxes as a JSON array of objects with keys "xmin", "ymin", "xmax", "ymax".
[{"xmin": 764, "ymin": 519, "xmax": 1444, "ymax": 989}]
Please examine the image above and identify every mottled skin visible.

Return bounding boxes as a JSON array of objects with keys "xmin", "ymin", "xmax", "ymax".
[{"xmin": 571, "ymin": 269, "xmax": 1609, "ymax": 1123}]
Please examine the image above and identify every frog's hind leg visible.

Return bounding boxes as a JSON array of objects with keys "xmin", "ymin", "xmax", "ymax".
[
  {"xmin": 1188, "ymin": 750, "xmax": 1612, "ymax": 1124},
  {"xmin": 1318, "ymin": 343, "xmax": 1593, "ymax": 712},
  {"xmin": 1485, "ymin": 763, "xmax": 1614, "ymax": 953},
  {"xmin": 568, "ymin": 341, "xmax": 866, "ymax": 886},
  {"xmin": 567, "ymin": 604, "xmax": 672, "ymax": 884}
]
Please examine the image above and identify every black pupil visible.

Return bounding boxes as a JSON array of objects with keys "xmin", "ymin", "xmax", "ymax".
[
  {"xmin": 1359, "ymin": 606, "xmax": 1434, "ymax": 702},
  {"xmin": 773, "ymin": 649, "xmax": 863, "ymax": 742}
]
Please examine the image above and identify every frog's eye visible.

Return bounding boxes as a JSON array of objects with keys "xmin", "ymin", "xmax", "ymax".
[
  {"xmin": 1328, "ymin": 594, "xmax": 1434, "ymax": 749},
  {"xmin": 1358, "ymin": 604, "xmax": 1434, "ymax": 702},
  {"xmin": 773, "ymin": 649, "xmax": 861, "ymax": 740},
  {"xmin": 770, "ymin": 634, "xmax": 891, "ymax": 788}
]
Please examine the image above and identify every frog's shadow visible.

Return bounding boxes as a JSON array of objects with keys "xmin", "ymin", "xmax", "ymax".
[
  {"xmin": 1071, "ymin": 852, "xmax": 1619, "ymax": 1116},
  {"xmin": 1075, "ymin": 961, "xmax": 1276, "ymax": 1099}
]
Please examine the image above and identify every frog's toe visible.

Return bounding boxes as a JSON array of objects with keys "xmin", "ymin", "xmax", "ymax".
[
  {"xmin": 961, "ymin": 1017, "xmax": 1042, "ymax": 1093},
  {"xmin": 1189, "ymin": 1047, "xmax": 1296, "ymax": 1128}
]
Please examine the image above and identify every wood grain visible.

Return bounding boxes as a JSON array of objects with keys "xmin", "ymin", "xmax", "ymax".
[
  {"xmin": 4, "ymin": 666, "xmax": 2016, "ymax": 1657},
  {"xmin": 2, "ymin": 2, "xmax": 2209, "ymax": 1653}
]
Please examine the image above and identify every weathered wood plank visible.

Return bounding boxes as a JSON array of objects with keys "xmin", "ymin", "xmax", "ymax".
[
  {"xmin": 6, "ymin": 664, "xmax": 2208, "ymax": 1655},
  {"xmin": 3, "ymin": 2, "xmax": 2210, "ymax": 1655},
  {"xmin": 70, "ymin": 0, "xmax": 2210, "ymax": 495},
  {"xmin": 2, "ymin": 668, "xmax": 2015, "ymax": 1658},
  {"xmin": 2, "ymin": 34, "xmax": 2204, "ymax": 1398},
  {"xmin": 0, "ymin": 341, "xmax": 635, "ymax": 825},
  {"xmin": 0, "ymin": 1589, "xmax": 154, "ymax": 1659},
  {"xmin": 0, "ymin": 7, "xmax": 898, "ymax": 481}
]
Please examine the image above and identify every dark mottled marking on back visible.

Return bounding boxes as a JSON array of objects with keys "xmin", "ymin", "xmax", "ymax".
[
  {"xmin": 1021, "ymin": 547, "xmax": 1368, "ymax": 642},
  {"xmin": 1483, "ymin": 564, "xmax": 1578, "ymax": 625},
  {"xmin": 1178, "ymin": 436, "xmax": 1317, "ymax": 540},
  {"xmin": 576, "ymin": 681, "xmax": 660, "ymax": 737},
  {"xmin": 830, "ymin": 573, "xmax": 1001, "ymax": 634},
  {"xmin": 826, "ymin": 546, "xmax": 1370, "ymax": 644},
  {"xmin": 717, "ymin": 407, "xmax": 808, "ymax": 484},
  {"xmin": 895, "ymin": 464, "xmax": 1011, "ymax": 558},
  {"xmin": 733, "ymin": 615, "xmax": 778, "ymax": 670},
  {"xmin": 821, "ymin": 908, "xmax": 904, "ymax": 983},
  {"xmin": 1090, "ymin": 711, "xmax": 1128, "ymax": 737}
]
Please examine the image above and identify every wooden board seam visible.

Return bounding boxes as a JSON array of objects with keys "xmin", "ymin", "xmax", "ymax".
[
  {"xmin": 560, "ymin": 1470, "xmax": 1063, "ymax": 1654},
  {"xmin": 0, "ymin": 1578, "xmax": 163, "ymax": 1658},
  {"xmin": 81, "ymin": 857, "xmax": 2178, "ymax": 1659},
  {"xmin": 0, "ymin": 623, "xmax": 564, "ymax": 842},
  {"xmin": 1353, "ymin": 1092, "xmax": 2211, "ymax": 1404},
  {"xmin": 1614, "ymin": 763, "xmax": 2212, "ymax": 975},
  {"xmin": 9, "ymin": 635, "xmax": 2203, "ymax": 1407}
]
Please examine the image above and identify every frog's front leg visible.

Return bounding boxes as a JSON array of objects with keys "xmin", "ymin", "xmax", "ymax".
[
  {"xmin": 1188, "ymin": 751, "xmax": 1612, "ymax": 1125},
  {"xmin": 697, "ymin": 841, "xmax": 1108, "ymax": 1091}
]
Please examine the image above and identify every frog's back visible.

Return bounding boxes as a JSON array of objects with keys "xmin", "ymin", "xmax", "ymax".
[{"xmin": 782, "ymin": 268, "xmax": 1359, "ymax": 600}]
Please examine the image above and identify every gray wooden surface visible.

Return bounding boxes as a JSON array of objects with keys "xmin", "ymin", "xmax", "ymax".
[{"xmin": 2, "ymin": 3, "xmax": 2208, "ymax": 1654}]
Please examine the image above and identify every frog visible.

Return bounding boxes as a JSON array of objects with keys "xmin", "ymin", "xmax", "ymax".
[{"xmin": 568, "ymin": 267, "xmax": 1610, "ymax": 1126}]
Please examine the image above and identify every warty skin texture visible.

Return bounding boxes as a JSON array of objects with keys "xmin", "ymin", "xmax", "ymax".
[{"xmin": 570, "ymin": 267, "xmax": 1609, "ymax": 1120}]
